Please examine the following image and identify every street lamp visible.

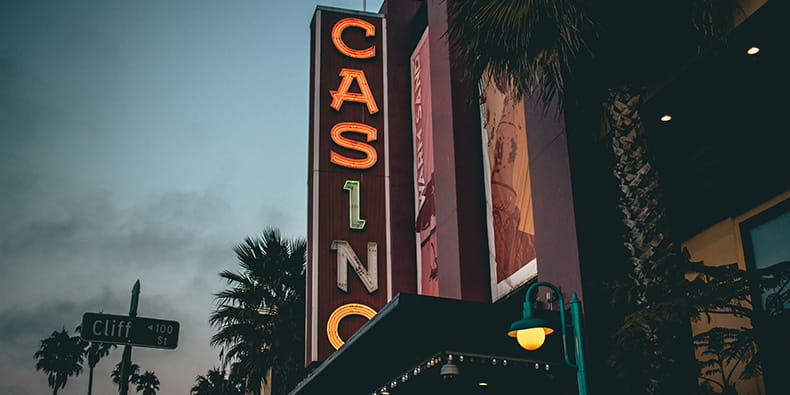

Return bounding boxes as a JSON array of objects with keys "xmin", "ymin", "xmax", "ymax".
[{"xmin": 508, "ymin": 281, "xmax": 588, "ymax": 395}]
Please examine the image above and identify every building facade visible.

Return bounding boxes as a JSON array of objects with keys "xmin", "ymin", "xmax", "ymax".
[{"xmin": 296, "ymin": 0, "xmax": 788, "ymax": 393}]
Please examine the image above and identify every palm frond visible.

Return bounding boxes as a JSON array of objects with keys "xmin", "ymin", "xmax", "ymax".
[
  {"xmin": 210, "ymin": 228, "xmax": 307, "ymax": 394},
  {"xmin": 448, "ymin": 0, "xmax": 593, "ymax": 105},
  {"xmin": 218, "ymin": 270, "xmax": 252, "ymax": 286},
  {"xmin": 690, "ymin": 0, "xmax": 741, "ymax": 43},
  {"xmin": 34, "ymin": 329, "xmax": 85, "ymax": 391}
]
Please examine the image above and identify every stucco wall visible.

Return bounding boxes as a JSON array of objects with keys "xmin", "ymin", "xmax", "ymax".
[{"xmin": 683, "ymin": 189, "xmax": 789, "ymax": 394}]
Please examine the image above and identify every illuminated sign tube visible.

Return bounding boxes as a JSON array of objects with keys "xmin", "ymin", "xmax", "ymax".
[
  {"xmin": 326, "ymin": 303, "xmax": 378, "ymax": 350},
  {"xmin": 331, "ymin": 18, "xmax": 376, "ymax": 59},
  {"xmin": 332, "ymin": 240, "xmax": 378, "ymax": 293},
  {"xmin": 330, "ymin": 68, "xmax": 380, "ymax": 114},
  {"xmin": 344, "ymin": 180, "xmax": 366, "ymax": 230},
  {"xmin": 330, "ymin": 122, "xmax": 378, "ymax": 169}
]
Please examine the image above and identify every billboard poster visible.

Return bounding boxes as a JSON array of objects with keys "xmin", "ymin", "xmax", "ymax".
[
  {"xmin": 410, "ymin": 28, "xmax": 438, "ymax": 296},
  {"xmin": 307, "ymin": 7, "xmax": 389, "ymax": 363},
  {"xmin": 479, "ymin": 75, "xmax": 538, "ymax": 301}
]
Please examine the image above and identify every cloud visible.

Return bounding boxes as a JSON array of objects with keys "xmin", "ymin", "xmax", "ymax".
[
  {"xmin": 0, "ymin": 183, "xmax": 233, "ymax": 265},
  {"xmin": 0, "ymin": 287, "xmax": 125, "ymax": 353},
  {"xmin": 0, "ymin": 281, "xmax": 211, "ymax": 395},
  {"xmin": 0, "ymin": 176, "xmax": 236, "ymax": 291},
  {"xmin": 0, "ymin": 287, "xmax": 127, "ymax": 395},
  {"xmin": 0, "ymin": 50, "xmax": 60, "ymax": 146},
  {"xmin": 0, "ymin": 384, "xmax": 32, "ymax": 395},
  {"xmin": 0, "ymin": 174, "xmax": 244, "ymax": 394},
  {"xmin": 0, "ymin": 2, "xmax": 313, "ymax": 393}
]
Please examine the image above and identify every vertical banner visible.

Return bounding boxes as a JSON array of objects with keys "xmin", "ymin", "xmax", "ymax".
[
  {"xmin": 307, "ymin": 7, "xmax": 389, "ymax": 364},
  {"xmin": 410, "ymin": 29, "xmax": 438, "ymax": 296},
  {"xmin": 479, "ymin": 75, "xmax": 538, "ymax": 301}
]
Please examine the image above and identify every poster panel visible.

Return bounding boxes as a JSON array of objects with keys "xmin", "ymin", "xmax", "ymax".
[
  {"xmin": 410, "ymin": 28, "xmax": 438, "ymax": 296},
  {"xmin": 479, "ymin": 75, "xmax": 538, "ymax": 301}
]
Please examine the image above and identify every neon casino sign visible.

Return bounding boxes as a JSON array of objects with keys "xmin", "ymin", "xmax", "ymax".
[{"xmin": 307, "ymin": 8, "xmax": 389, "ymax": 363}]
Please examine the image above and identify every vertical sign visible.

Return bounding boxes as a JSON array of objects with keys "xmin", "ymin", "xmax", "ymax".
[
  {"xmin": 479, "ymin": 75, "xmax": 538, "ymax": 301},
  {"xmin": 410, "ymin": 28, "xmax": 438, "ymax": 296},
  {"xmin": 308, "ymin": 7, "xmax": 389, "ymax": 364}
]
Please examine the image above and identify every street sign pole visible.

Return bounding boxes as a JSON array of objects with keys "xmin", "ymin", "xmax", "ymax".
[{"xmin": 119, "ymin": 280, "xmax": 140, "ymax": 395}]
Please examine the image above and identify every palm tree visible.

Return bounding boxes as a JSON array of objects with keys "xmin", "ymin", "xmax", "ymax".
[
  {"xmin": 190, "ymin": 368, "xmax": 245, "ymax": 395},
  {"xmin": 34, "ymin": 328, "xmax": 85, "ymax": 395},
  {"xmin": 112, "ymin": 361, "xmax": 141, "ymax": 391},
  {"xmin": 447, "ymin": 1, "xmax": 740, "ymax": 393},
  {"xmin": 76, "ymin": 325, "xmax": 117, "ymax": 395},
  {"xmin": 210, "ymin": 228, "xmax": 306, "ymax": 395},
  {"xmin": 135, "ymin": 371, "xmax": 160, "ymax": 395},
  {"xmin": 83, "ymin": 341, "xmax": 116, "ymax": 395}
]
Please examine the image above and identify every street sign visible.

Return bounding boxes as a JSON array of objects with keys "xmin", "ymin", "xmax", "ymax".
[{"xmin": 81, "ymin": 312, "xmax": 179, "ymax": 350}]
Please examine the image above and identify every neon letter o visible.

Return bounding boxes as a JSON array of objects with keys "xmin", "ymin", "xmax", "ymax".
[{"xmin": 326, "ymin": 303, "xmax": 377, "ymax": 350}]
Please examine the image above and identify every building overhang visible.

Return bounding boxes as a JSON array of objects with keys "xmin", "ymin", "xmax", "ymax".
[
  {"xmin": 641, "ymin": 0, "xmax": 788, "ymax": 239},
  {"xmin": 290, "ymin": 293, "xmax": 575, "ymax": 394}
]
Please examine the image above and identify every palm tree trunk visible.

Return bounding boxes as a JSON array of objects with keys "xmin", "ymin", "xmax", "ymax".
[
  {"xmin": 88, "ymin": 366, "xmax": 94, "ymax": 395},
  {"xmin": 608, "ymin": 85, "xmax": 675, "ymax": 303},
  {"xmin": 607, "ymin": 85, "xmax": 695, "ymax": 394}
]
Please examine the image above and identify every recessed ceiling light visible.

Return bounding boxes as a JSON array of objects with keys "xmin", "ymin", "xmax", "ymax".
[
  {"xmin": 747, "ymin": 46, "xmax": 760, "ymax": 55},
  {"xmin": 479, "ymin": 382, "xmax": 489, "ymax": 387},
  {"xmin": 660, "ymin": 114, "xmax": 672, "ymax": 122}
]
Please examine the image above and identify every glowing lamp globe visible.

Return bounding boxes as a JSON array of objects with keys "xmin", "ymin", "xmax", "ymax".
[
  {"xmin": 508, "ymin": 316, "xmax": 555, "ymax": 350},
  {"xmin": 517, "ymin": 327, "xmax": 548, "ymax": 350}
]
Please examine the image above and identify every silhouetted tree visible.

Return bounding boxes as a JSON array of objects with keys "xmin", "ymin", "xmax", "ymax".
[
  {"xmin": 691, "ymin": 261, "xmax": 789, "ymax": 394},
  {"xmin": 210, "ymin": 228, "xmax": 306, "ymax": 395},
  {"xmin": 694, "ymin": 327, "xmax": 757, "ymax": 395},
  {"xmin": 190, "ymin": 368, "xmax": 245, "ymax": 395},
  {"xmin": 35, "ymin": 328, "xmax": 85, "ymax": 395},
  {"xmin": 84, "ymin": 342, "xmax": 116, "ymax": 395},
  {"xmin": 76, "ymin": 325, "xmax": 117, "ymax": 395},
  {"xmin": 111, "ymin": 361, "xmax": 141, "ymax": 391},
  {"xmin": 135, "ymin": 371, "xmax": 160, "ymax": 395}
]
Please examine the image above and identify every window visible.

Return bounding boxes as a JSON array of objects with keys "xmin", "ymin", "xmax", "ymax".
[{"xmin": 740, "ymin": 197, "xmax": 789, "ymax": 392}]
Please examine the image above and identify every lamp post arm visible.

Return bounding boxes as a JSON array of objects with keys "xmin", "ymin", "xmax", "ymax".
[{"xmin": 524, "ymin": 281, "xmax": 575, "ymax": 368}]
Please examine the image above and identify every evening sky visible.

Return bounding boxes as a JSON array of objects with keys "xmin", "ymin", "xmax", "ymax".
[{"xmin": 0, "ymin": 1, "xmax": 384, "ymax": 394}]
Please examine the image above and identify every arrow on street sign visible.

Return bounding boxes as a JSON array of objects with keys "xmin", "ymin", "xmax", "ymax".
[{"xmin": 81, "ymin": 312, "xmax": 180, "ymax": 350}]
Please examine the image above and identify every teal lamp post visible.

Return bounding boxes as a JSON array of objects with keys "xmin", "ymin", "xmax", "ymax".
[{"xmin": 508, "ymin": 281, "xmax": 588, "ymax": 395}]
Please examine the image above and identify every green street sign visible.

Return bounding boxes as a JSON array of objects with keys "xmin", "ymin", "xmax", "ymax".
[{"xmin": 81, "ymin": 312, "xmax": 179, "ymax": 350}]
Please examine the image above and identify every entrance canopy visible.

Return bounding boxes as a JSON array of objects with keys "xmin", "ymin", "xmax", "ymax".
[{"xmin": 290, "ymin": 293, "xmax": 576, "ymax": 395}]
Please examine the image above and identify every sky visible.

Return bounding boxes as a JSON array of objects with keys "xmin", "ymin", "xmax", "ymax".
[{"xmin": 0, "ymin": 1, "xmax": 384, "ymax": 394}]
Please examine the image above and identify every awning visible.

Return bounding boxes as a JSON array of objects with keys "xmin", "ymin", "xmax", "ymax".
[{"xmin": 290, "ymin": 293, "xmax": 577, "ymax": 395}]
